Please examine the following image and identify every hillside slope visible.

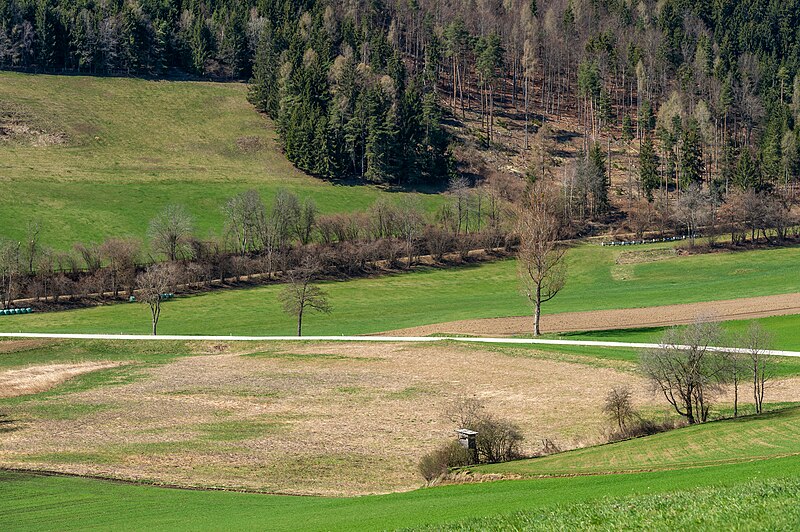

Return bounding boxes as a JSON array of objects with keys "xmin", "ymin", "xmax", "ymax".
[
  {"xmin": 3, "ymin": 414, "xmax": 800, "ymax": 530},
  {"xmin": 0, "ymin": 72, "xmax": 440, "ymax": 248}
]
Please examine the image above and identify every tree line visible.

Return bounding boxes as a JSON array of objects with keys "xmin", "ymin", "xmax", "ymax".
[
  {"xmin": 7, "ymin": 1, "xmax": 800, "ymax": 198},
  {"xmin": 0, "ymin": 183, "xmax": 517, "ymax": 310}
]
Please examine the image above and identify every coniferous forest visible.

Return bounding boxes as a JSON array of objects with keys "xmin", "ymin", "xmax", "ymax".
[{"xmin": 3, "ymin": 0, "xmax": 800, "ymax": 195}]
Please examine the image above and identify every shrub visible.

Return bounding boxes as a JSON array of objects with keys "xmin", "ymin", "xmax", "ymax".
[
  {"xmin": 473, "ymin": 416, "xmax": 524, "ymax": 463},
  {"xmin": 607, "ymin": 416, "xmax": 684, "ymax": 443},
  {"xmin": 418, "ymin": 441, "xmax": 473, "ymax": 483},
  {"xmin": 446, "ymin": 398, "xmax": 524, "ymax": 464}
]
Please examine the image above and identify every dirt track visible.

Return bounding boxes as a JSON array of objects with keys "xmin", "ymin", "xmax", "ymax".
[{"xmin": 385, "ymin": 293, "xmax": 800, "ymax": 337}]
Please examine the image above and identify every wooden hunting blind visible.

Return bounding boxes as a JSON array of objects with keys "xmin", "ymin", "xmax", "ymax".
[{"xmin": 456, "ymin": 428, "xmax": 478, "ymax": 451}]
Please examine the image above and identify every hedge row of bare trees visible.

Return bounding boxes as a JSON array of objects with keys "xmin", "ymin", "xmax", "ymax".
[
  {"xmin": 0, "ymin": 185, "xmax": 518, "ymax": 310},
  {"xmin": 624, "ymin": 187, "xmax": 799, "ymax": 245}
]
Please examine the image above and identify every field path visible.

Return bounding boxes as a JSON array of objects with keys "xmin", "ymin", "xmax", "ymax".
[{"xmin": 383, "ymin": 292, "xmax": 800, "ymax": 337}]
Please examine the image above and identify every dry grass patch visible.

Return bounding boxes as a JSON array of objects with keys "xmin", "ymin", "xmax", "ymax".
[
  {"xmin": 0, "ymin": 342, "xmax": 657, "ymax": 495},
  {"xmin": 0, "ymin": 362, "xmax": 124, "ymax": 398},
  {"xmin": 0, "ymin": 339, "xmax": 57, "ymax": 354},
  {"xmin": 4, "ymin": 342, "xmax": 798, "ymax": 496}
]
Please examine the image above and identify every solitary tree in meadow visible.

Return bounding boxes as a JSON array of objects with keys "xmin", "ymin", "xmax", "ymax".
[
  {"xmin": 603, "ymin": 386, "xmax": 637, "ymax": 433},
  {"xmin": 279, "ymin": 258, "xmax": 331, "ymax": 336},
  {"xmin": 136, "ymin": 264, "xmax": 175, "ymax": 335},
  {"xmin": 517, "ymin": 184, "xmax": 567, "ymax": 336}
]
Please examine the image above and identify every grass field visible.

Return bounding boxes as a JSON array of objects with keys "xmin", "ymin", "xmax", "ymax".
[
  {"xmin": 1, "ymin": 338, "xmax": 799, "ymax": 495},
  {"xmin": 3, "ymin": 452, "xmax": 800, "ymax": 530},
  {"xmin": 415, "ymin": 476, "xmax": 800, "ymax": 530},
  {"xmin": 1, "ymin": 242, "xmax": 798, "ymax": 336},
  {"xmin": 2, "ymin": 338, "xmax": 800, "ymax": 528},
  {"xmin": 0, "ymin": 72, "xmax": 440, "ymax": 248},
  {"xmin": 499, "ymin": 341, "xmax": 800, "ymax": 378},
  {"xmin": 473, "ymin": 406, "xmax": 800, "ymax": 477},
  {"xmin": 559, "ymin": 313, "xmax": 800, "ymax": 351}
]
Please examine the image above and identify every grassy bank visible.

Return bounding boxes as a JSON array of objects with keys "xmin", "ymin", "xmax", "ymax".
[{"xmin": 559, "ymin": 313, "xmax": 800, "ymax": 351}]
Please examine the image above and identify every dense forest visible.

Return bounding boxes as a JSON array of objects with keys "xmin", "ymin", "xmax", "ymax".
[{"xmin": 3, "ymin": 0, "xmax": 800, "ymax": 197}]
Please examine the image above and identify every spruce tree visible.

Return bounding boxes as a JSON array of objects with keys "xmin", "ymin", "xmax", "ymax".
[{"xmin": 639, "ymin": 135, "xmax": 661, "ymax": 201}]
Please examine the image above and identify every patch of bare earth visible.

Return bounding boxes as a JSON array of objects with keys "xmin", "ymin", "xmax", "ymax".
[
  {"xmin": 0, "ymin": 343, "xmax": 663, "ymax": 495},
  {"xmin": 0, "ymin": 362, "xmax": 123, "ymax": 398},
  {"xmin": 384, "ymin": 293, "xmax": 800, "ymax": 337}
]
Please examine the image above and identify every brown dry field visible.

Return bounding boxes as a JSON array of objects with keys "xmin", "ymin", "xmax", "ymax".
[
  {"xmin": 0, "ymin": 361, "xmax": 123, "ymax": 398},
  {"xmin": 384, "ymin": 292, "xmax": 800, "ymax": 337},
  {"xmin": 2, "ymin": 340, "xmax": 800, "ymax": 496}
]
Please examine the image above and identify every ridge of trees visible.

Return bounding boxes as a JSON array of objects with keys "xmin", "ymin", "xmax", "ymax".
[{"xmin": 4, "ymin": 1, "xmax": 800, "ymax": 195}]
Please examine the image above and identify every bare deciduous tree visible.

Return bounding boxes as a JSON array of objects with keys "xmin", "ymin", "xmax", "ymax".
[
  {"xmin": 672, "ymin": 183, "xmax": 710, "ymax": 246},
  {"xmin": 0, "ymin": 239, "xmax": 21, "ymax": 309},
  {"xmin": 278, "ymin": 258, "xmax": 331, "ymax": 336},
  {"xmin": 737, "ymin": 322, "xmax": 773, "ymax": 414},
  {"xmin": 294, "ymin": 198, "xmax": 318, "ymax": 245},
  {"xmin": 603, "ymin": 386, "xmax": 637, "ymax": 432},
  {"xmin": 271, "ymin": 189, "xmax": 300, "ymax": 249},
  {"xmin": 517, "ymin": 185, "xmax": 567, "ymax": 336},
  {"xmin": 720, "ymin": 350, "xmax": 748, "ymax": 418},
  {"xmin": 100, "ymin": 237, "xmax": 141, "ymax": 297},
  {"xmin": 224, "ymin": 189, "xmax": 266, "ymax": 254},
  {"xmin": 148, "ymin": 205, "xmax": 194, "ymax": 261},
  {"xmin": 448, "ymin": 176, "xmax": 471, "ymax": 234},
  {"xmin": 136, "ymin": 264, "xmax": 175, "ymax": 335},
  {"xmin": 397, "ymin": 198, "xmax": 424, "ymax": 268},
  {"xmin": 23, "ymin": 221, "xmax": 41, "ymax": 275},
  {"xmin": 74, "ymin": 242, "xmax": 102, "ymax": 273},
  {"xmin": 640, "ymin": 321, "xmax": 724, "ymax": 424}
]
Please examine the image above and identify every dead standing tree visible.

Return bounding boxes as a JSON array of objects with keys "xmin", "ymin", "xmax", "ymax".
[
  {"xmin": 136, "ymin": 264, "xmax": 175, "ymax": 336},
  {"xmin": 516, "ymin": 185, "xmax": 567, "ymax": 336},
  {"xmin": 279, "ymin": 259, "xmax": 331, "ymax": 337}
]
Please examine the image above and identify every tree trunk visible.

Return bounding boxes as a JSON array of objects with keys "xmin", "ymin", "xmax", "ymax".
[
  {"xmin": 297, "ymin": 307, "xmax": 303, "ymax": 337},
  {"xmin": 533, "ymin": 284, "xmax": 541, "ymax": 336},
  {"xmin": 150, "ymin": 302, "xmax": 160, "ymax": 336}
]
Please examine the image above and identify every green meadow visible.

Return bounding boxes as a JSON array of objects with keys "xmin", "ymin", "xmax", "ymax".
[
  {"xmin": 474, "ymin": 406, "xmax": 800, "ymax": 477},
  {"xmin": 560, "ymin": 313, "xmax": 800, "ymax": 350},
  {"xmin": 3, "ymin": 440, "xmax": 800, "ymax": 531},
  {"xmin": 0, "ymin": 72, "xmax": 440, "ymax": 248},
  {"xmin": 1, "ymin": 243, "xmax": 798, "ymax": 336}
]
